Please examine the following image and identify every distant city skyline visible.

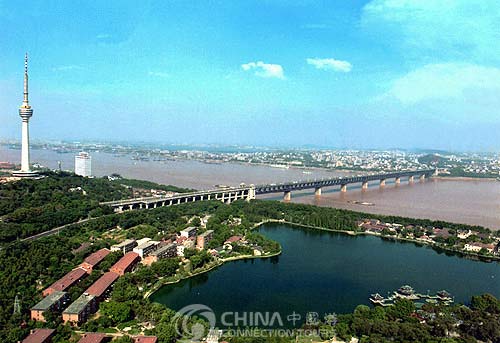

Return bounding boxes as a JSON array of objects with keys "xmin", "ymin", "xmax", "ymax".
[{"xmin": 1, "ymin": 1, "xmax": 499, "ymax": 151}]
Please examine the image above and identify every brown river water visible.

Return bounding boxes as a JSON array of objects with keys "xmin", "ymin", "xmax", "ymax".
[{"xmin": 2, "ymin": 146, "xmax": 500, "ymax": 229}]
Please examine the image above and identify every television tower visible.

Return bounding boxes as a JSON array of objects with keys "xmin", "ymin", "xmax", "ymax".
[{"xmin": 13, "ymin": 53, "xmax": 38, "ymax": 177}]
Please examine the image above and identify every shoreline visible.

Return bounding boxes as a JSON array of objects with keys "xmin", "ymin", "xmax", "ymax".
[
  {"xmin": 257, "ymin": 220, "xmax": 500, "ymax": 263},
  {"xmin": 434, "ymin": 176, "xmax": 498, "ymax": 181},
  {"xmin": 146, "ymin": 219, "xmax": 500, "ymax": 304},
  {"xmin": 145, "ymin": 249, "xmax": 282, "ymax": 299},
  {"xmin": 9, "ymin": 146, "xmax": 498, "ymax": 182}
]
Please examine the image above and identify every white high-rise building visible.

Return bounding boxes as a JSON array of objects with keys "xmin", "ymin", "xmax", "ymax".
[{"xmin": 75, "ymin": 152, "xmax": 92, "ymax": 177}]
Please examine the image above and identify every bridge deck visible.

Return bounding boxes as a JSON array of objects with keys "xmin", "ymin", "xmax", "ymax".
[{"xmin": 254, "ymin": 169, "xmax": 435, "ymax": 194}]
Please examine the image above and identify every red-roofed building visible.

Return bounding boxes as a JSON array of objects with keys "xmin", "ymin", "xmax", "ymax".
[
  {"xmin": 78, "ymin": 332, "xmax": 110, "ymax": 343},
  {"xmin": 22, "ymin": 329, "xmax": 55, "ymax": 343},
  {"xmin": 176, "ymin": 236, "xmax": 187, "ymax": 244},
  {"xmin": 224, "ymin": 236, "xmax": 242, "ymax": 244},
  {"xmin": 110, "ymin": 252, "xmax": 140, "ymax": 276},
  {"xmin": 134, "ymin": 336, "xmax": 158, "ymax": 343},
  {"xmin": 80, "ymin": 248, "xmax": 111, "ymax": 273},
  {"xmin": 43, "ymin": 267, "xmax": 87, "ymax": 297},
  {"xmin": 85, "ymin": 271, "xmax": 119, "ymax": 300}
]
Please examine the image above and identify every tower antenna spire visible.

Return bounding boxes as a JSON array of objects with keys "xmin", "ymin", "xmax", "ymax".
[{"xmin": 23, "ymin": 52, "xmax": 29, "ymax": 106}]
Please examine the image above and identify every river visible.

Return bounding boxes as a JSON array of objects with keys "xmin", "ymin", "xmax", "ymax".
[
  {"xmin": 1, "ymin": 146, "xmax": 499, "ymax": 229},
  {"xmin": 150, "ymin": 224, "xmax": 500, "ymax": 327}
]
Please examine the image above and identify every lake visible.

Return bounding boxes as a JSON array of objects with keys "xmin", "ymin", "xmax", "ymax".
[{"xmin": 151, "ymin": 224, "xmax": 500, "ymax": 327}]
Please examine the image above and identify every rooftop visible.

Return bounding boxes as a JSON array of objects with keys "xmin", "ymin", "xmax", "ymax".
[
  {"xmin": 45, "ymin": 267, "xmax": 87, "ymax": 293},
  {"xmin": 136, "ymin": 238, "xmax": 151, "ymax": 246},
  {"xmin": 85, "ymin": 272, "xmax": 119, "ymax": 298},
  {"xmin": 64, "ymin": 294, "xmax": 95, "ymax": 315},
  {"xmin": 83, "ymin": 248, "xmax": 110, "ymax": 267},
  {"xmin": 135, "ymin": 240, "xmax": 159, "ymax": 250},
  {"xmin": 150, "ymin": 243, "xmax": 176, "ymax": 256},
  {"xmin": 113, "ymin": 239, "xmax": 136, "ymax": 247},
  {"xmin": 31, "ymin": 291, "xmax": 67, "ymax": 311},
  {"xmin": 181, "ymin": 227, "xmax": 197, "ymax": 233},
  {"xmin": 225, "ymin": 235, "xmax": 242, "ymax": 243},
  {"xmin": 134, "ymin": 336, "xmax": 158, "ymax": 343},
  {"xmin": 22, "ymin": 329, "xmax": 55, "ymax": 343},
  {"xmin": 111, "ymin": 252, "xmax": 140, "ymax": 272},
  {"xmin": 78, "ymin": 332, "xmax": 109, "ymax": 343},
  {"xmin": 199, "ymin": 230, "xmax": 214, "ymax": 238}
]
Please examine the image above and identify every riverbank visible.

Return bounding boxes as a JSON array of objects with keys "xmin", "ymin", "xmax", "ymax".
[
  {"xmin": 144, "ymin": 249, "xmax": 282, "ymax": 299},
  {"xmin": 254, "ymin": 219, "xmax": 500, "ymax": 263},
  {"xmin": 435, "ymin": 176, "xmax": 499, "ymax": 181}
]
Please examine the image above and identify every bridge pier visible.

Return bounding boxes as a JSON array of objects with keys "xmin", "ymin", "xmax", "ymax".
[
  {"xmin": 419, "ymin": 174, "xmax": 425, "ymax": 181},
  {"xmin": 362, "ymin": 181, "xmax": 368, "ymax": 190},
  {"xmin": 248, "ymin": 186, "xmax": 256, "ymax": 201},
  {"xmin": 314, "ymin": 187, "xmax": 322, "ymax": 196},
  {"xmin": 283, "ymin": 191, "xmax": 291, "ymax": 201},
  {"xmin": 395, "ymin": 177, "xmax": 401, "ymax": 185},
  {"xmin": 340, "ymin": 184, "xmax": 347, "ymax": 193},
  {"xmin": 380, "ymin": 179, "xmax": 386, "ymax": 187},
  {"xmin": 408, "ymin": 176, "xmax": 414, "ymax": 183}
]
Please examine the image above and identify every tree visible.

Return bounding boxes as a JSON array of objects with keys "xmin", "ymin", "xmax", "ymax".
[
  {"xmin": 155, "ymin": 322, "xmax": 178, "ymax": 343},
  {"xmin": 113, "ymin": 336, "xmax": 134, "ymax": 343},
  {"xmin": 100, "ymin": 301, "xmax": 132, "ymax": 324},
  {"xmin": 387, "ymin": 298, "xmax": 415, "ymax": 320}
]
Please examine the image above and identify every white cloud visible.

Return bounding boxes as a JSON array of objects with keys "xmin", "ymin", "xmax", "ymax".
[
  {"xmin": 52, "ymin": 65, "xmax": 84, "ymax": 72},
  {"xmin": 300, "ymin": 24, "xmax": 330, "ymax": 29},
  {"xmin": 148, "ymin": 71, "xmax": 169, "ymax": 78},
  {"xmin": 381, "ymin": 63, "xmax": 500, "ymax": 105},
  {"xmin": 361, "ymin": 0, "xmax": 500, "ymax": 61},
  {"xmin": 241, "ymin": 61, "xmax": 285, "ymax": 79},
  {"xmin": 306, "ymin": 58, "xmax": 352, "ymax": 72},
  {"xmin": 96, "ymin": 33, "xmax": 111, "ymax": 39}
]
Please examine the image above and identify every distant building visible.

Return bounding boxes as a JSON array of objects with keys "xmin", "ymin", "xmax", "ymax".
[
  {"xmin": 78, "ymin": 332, "xmax": 110, "ymax": 343},
  {"xmin": 0, "ymin": 162, "xmax": 16, "ymax": 169},
  {"xmin": 31, "ymin": 291, "xmax": 69, "ymax": 322},
  {"xmin": 224, "ymin": 236, "xmax": 242, "ymax": 245},
  {"xmin": 196, "ymin": 230, "xmax": 214, "ymax": 250},
  {"xmin": 177, "ymin": 244, "xmax": 185, "ymax": 257},
  {"xmin": 143, "ymin": 243, "xmax": 177, "ymax": 265},
  {"xmin": 43, "ymin": 267, "xmax": 87, "ymax": 297},
  {"xmin": 110, "ymin": 252, "xmax": 140, "ymax": 276},
  {"xmin": 75, "ymin": 152, "xmax": 92, "ymax": 177},
  {"xmin": 134, "ymin": 336, "xmax": 158, "ymax": 343},
  {"xmin": 22, "ymin": 329, "xmax": 55, "ymax": 343},
  {"xmin": 111, "ymin": 239, "xmax": 137, "ymax": 254},
  {"xmin": 180, "ymin": 227, "xmax": 197, "ymax": 238},
  {"xmin": 133, "ymin": 240, "xmax": 160, "ymax": 259},
  {"xmin": 464, "ymin": 242, "xmax": 495, "ymax": 253},
  {"xmin": 136, "ymin": 237, "xmax": 152, "ymax": 246},
  {"xmin": 80, "ymin": 248, "xmax": 110, "ymax": 274},
  {"xmin": 62, "ymin": 294, "xmax": 96, "ymax": 325}
]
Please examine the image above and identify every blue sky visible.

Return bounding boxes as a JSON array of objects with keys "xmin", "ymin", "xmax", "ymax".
[{"xmin": 1, "ymin": 0, "xmax": 499, "ymax": 150}]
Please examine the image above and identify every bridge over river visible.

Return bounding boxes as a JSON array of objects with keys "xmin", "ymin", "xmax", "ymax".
[{"xmin": 101, "ymin": 169, "xmax": 436, "ymax": 212}]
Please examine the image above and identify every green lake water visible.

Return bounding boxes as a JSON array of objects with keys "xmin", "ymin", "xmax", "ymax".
[{"xmin": 151, "ymin": 224, "xmax": 500, "ymax": 327}]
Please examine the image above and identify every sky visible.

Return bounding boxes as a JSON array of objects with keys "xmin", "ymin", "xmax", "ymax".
[{"xmin": 1, "ymin": 0, "xmax": 499, "ymax": 151}]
